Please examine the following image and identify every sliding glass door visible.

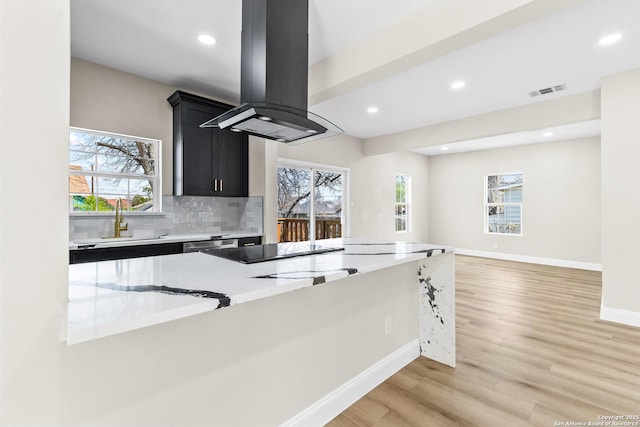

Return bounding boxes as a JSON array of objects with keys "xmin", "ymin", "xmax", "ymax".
[{"xmin": 277, "ymin": 164, "xmax": 346, "ymax": 243}]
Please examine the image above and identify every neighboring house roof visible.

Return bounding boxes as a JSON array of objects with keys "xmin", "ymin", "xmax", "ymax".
[
  {"xmin": 105, "ymin": 198, "xmax": 129, "ymax": 209},
  {"xmin": 69, "ymin": 165, "xmax": 91, "ymax": 194}
]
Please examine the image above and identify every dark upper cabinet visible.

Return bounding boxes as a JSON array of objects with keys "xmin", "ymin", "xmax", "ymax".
[{"xmin": 168, "ymin": 90, "xmax": 248, "ymax": 197}]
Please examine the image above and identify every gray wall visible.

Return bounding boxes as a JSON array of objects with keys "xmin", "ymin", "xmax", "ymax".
[
  {"xmin": 71, "ymin": 58, "xmax": 177, "ymax": 194},
  {"xmin": 71, "ymin": 58, "xmax": 235, "ymax": 196},
  {"xmin": 428, "ymin": 138, "xmax": 601, "ymax": 264}
]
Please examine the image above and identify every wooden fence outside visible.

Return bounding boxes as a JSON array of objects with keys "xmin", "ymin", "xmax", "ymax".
[{"xmin": 278, "ymin": 218, "xmax": 342, "ymax": 242}]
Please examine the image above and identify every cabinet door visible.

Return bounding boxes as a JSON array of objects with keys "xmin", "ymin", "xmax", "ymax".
[
  {"xmin": 69, "ymin": 242, "xmax": 184, "ymax": 264},
  {"xmin": 216, "ymin": 129, "xmax": 248, "ymax": 197},
  {"xmin": 181, "ymin": 103, "xmax": 216, "ymax": 196},
  {"xmin": 169, "ymin": 90, "xmax": 249, "ymax": 197}
]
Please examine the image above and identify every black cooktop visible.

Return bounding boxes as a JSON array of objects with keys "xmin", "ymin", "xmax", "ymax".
[{"xmin": 204, "ymin": 242, "xmax": 344, "ymax": 264}]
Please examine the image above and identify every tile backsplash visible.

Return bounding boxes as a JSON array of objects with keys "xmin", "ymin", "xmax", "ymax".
[{"xmin": 69, "ymin": 196, "xmax": 263, "ymax": 241}]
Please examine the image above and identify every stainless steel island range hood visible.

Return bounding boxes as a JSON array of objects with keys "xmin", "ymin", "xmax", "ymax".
[{"xmin": 200, "ymin": 0, "xmax": 342, "ymax": 144}]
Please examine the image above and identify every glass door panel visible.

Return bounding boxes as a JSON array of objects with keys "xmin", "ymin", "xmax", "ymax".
[
  {"xmin": 277, "ymin": 167, "xmax": 311, "ymax": 242},
  {"xmin": 314, "ymin": 170, "xmax": 343, "ymax": 241}
]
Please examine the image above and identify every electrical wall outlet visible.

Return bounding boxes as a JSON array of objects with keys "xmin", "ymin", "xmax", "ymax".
[
  {"xmin": 493, "ymin": 243, "xmax": 498, "ymax": 249},
  {"xmin": 384, "ymin": 316, "xmax": 392, "ymax": 336}
]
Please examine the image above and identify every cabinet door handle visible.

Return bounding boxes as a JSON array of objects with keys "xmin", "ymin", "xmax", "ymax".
[
  {"xmin": 220, "ymin": 179, "xmax": 223, "ymax": 192},
  {"xmin": 243, "ymin": 242, "xmax": 256, "ymax": 247},
  {"xmin": 213, "ymin": 179, "xmax": 218, "ymax": 192}
]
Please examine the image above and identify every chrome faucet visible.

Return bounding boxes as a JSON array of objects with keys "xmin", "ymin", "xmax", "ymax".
[{"xmin": 114, "ymin": 198, "xmax": 128, "ymax": 238}]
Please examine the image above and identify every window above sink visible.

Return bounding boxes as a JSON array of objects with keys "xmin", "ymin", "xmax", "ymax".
[{"xmin": 69, "ymin": 127, "xmax": 161, "ymax": 214}]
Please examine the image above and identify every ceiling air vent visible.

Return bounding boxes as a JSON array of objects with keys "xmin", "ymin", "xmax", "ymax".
[{"xmin": 529, "ymin": 83, "xmax": 567, "ymax": 98}]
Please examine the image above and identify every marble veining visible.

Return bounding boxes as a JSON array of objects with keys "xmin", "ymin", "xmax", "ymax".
[
  {"xmin": 417, "ymin": 252, "xmax": 456, "ymax": 368},
  {"xmin": 253, "ymin": 268, "xmax": 359, "ymax": 284},
  {"xmin": 343, "ymin": 248, "xmax": 446, "ymax": 257},
  {"xmin": 70, "ymin": 281, "xmax": 230, "ymax": 308},
  {"xmin": 419, "ymin": 273, "xmax": 444, "ymax": 325}
]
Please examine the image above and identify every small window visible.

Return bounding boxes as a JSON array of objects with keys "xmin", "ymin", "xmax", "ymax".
[
  {"xmin": 69, "ymin": 127, "xmax": 161, "ymax": 213},
  {"xmin": 395, "ymin": 174, "xmax": 410, "ymax": 232},
  {"xmin": 485, "ymin": 173, "xmax": 522, "ymax": 235}
]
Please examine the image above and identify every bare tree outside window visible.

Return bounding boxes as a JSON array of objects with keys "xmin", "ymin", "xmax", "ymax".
[
  {"xmin": 277, "ymin": 166, "xmax": 344, "ymax": 242},
  {"xmin": 277, "ymin": 168, "xmax": 342, "ymax": 218},
  {"xmin": 69, "ymin": 128, "xmax": 160, "ymax": 213},
  {"xmin": 277, "ymin": 167, "xmax": 311, "ymax": 219}
]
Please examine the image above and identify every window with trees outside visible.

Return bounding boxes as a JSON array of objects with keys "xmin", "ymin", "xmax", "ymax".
[
  {"xmin": 485, "ymin": 173, "xmax": 523, "ymax": 235},
  {"xmin": 277, "ymin": 163, "xmax": 346, "ymax": 242},
  {"xmin": 69, "ymin": 127, "xmax": 161, "ymax": 213},
  {"xmin": 395, "ymin": 174, "xmax": 410, "ymax": 232}
]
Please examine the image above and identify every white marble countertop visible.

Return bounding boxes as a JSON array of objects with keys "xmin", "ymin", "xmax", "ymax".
[
  {"xmin": 67, "ymin": 238, "xmax": 452, "ymax": 344},
  {"xmin": 68, "ymin": 231, "xmax": 261, "ymax": 250}
]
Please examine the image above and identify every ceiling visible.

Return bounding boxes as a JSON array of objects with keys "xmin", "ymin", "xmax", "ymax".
[{"xmin": 71, "ymin": 0, "xmax": 640, "ymax": 153}]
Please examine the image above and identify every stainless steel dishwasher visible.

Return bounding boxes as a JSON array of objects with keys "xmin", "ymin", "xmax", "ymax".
[{"xmin": 183, "ymin": 238, "xmax": 238, "ymax": 253}]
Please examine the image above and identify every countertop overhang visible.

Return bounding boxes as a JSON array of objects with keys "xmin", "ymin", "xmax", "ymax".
[{"xmin": 67, "ymin": 238, "xmax": 452, "ymax": 344}]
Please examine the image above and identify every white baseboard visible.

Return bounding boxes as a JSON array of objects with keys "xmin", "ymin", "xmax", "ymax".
[
  {"xmin": 600, "ymin": 306, "xmax": 640, "ymax": 328},
  {"xmin": 280, "ymin": 339, "xmax": 420, "ymax": 427},
  {"xmin": 455, "ymin": 248, "xmax": 602, "ymax": 272}
]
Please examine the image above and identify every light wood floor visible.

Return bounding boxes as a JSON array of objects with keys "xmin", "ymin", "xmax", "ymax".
[{"xmin": 327, "ymin": 255, "xmax": 640, "ymax": 427}]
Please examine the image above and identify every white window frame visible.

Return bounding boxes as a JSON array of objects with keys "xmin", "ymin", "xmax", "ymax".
[
  {"xmin": 395, "ymin": 173, "xmax": 411, "ymax": 233},
  {"xmin": 484, "ymin": 172, "xmax": 523, "ymax": 236},
  {"xmin": 69, "ymin": 127, "xmax": 162, "ymax": 215},
  {"xmin": 277, "ymin": 158, "xmax": 349, "ymax": 240}
]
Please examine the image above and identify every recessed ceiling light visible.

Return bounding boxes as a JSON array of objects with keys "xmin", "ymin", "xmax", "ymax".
[
  {"xmin": 441, "ymin": 146, "xmax": 449, "ymax": 151},
  {"xmin": 543, "ymin": 132, "xmax": 553, "ymax": 137},
  {"xmin": 451, "ymin": 81, "xmax": 466, "ymax": 90},
  {"xmin": 306, "ymin": 129, "xmax": 318, "ymax": 134},
  {"xmin": 598, "ymin": 33, "xmax": 622, "ymax": 46},
  {"xmin": 230, "ymin": 128, "xmax": 241, "ymax": 132},
  {"xmin": 367, "ymin": 106, "xmax": 378, "ymax": 114},
  {"xmin": 258, "ymin": 116, "xmax": 272, "ymax": 121},
  {"xmin": 198, "ymin": 34, "xmax": 217, "ymax": 46}
]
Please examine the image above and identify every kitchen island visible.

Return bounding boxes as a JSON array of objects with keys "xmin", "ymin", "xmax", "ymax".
[{"xmin": 66, "ymin": 238, "xmax": 454, "ymax": 426}]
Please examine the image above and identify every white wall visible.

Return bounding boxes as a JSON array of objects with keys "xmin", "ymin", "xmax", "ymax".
[
  {"xmin": 601, "ymin": 67, "xmax": 640, "ymax": 324},
  {"xmin": 350, "ymin": 152, "xmax": 430, "ymax": 243},
  {"xmin": 249, "ymin": 136, "xmax": 279, "ymax": 243},
  {"xmin": 277, "ymin": 134, "xmax": 363, "ymax": 168},
  {"xmin": 428, "ymin": 138, "xmax": 601, "ymax": 264},
  {"xmin": 1, "ymin": 0, "xmax": 70, "ymax": 422}
]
